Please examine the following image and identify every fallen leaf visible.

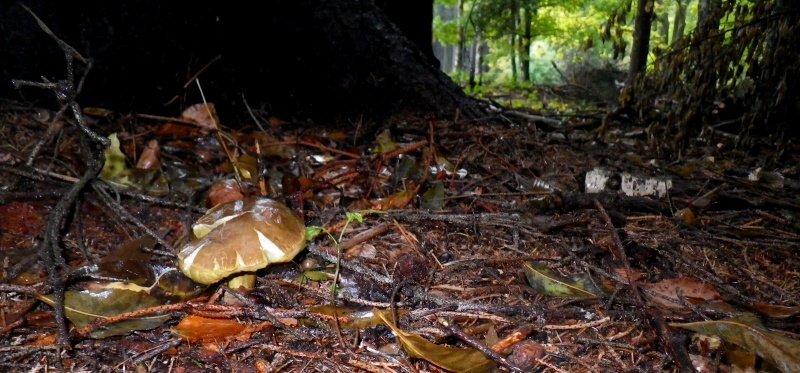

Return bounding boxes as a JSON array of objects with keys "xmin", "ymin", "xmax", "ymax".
[
  {"xmin": 373, "ymin": 129, "xmax": 396, "ymax": 154},
  {"xmin": 38, "ymin": 288, "xmax": 170, "ymax": 339},
  {"xmin": 372, "ymin": 191, "xmax": 414, "ymax": 210},
  {"xmin": 180, "ymin": 103, "xmax": 218, "ymax": 131},
  {"xmin": 172, "ymin": 315, "xmax": 269, "ymax": 342},
  {"xmin": 671, "ymin": 314, "xmax": 800, "ymax": 373},
  {"xmin": 135, "ymin": 140, "xmax": 161, "ymax": 170},
  {"xmin": 100, "ymin": 133, "xmax": 131, "ymax": 181},
  {"xmin": 420, "ymin": 182, "xmax": 445, "ymax": 212},
  {"xmin": 374, "ymin": 308, "xmax": 495, "ymax": 373},
  {"xmin": 522, "ymin": 262, "xmax": 603, "ymax": 298},
  {"xmin": 642, "ymin": 277, "xmax": 721, "ymax": 309},
  {"xmin": 207, "ymin": 178, "xmax": 245, "ymax": 208},
  {"xmin": 311, "ymin": 306, "xmax": 407, "ymax": 329},
  {"xmin": 752, "ymin": 303, "xmax": 800, "ymax": 319}
]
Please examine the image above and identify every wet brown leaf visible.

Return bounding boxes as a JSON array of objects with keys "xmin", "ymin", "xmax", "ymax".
[
  {"xmin": 311, "ymin": 306, "xmax": 407, "ymax": 329},
  {"xmin": 38, "ymin": 287, "xmax": 171, "ymax": 339},
  {"xmin": 372, "ymin": 191, "xmax": 414, "ymax": 210},
  {"xmin": 752, "ymin": 303, "xmax": 800, "ymax": 320},
  {"xmin": 135, "ymin": 139, "xmax": 161, "ymax": 170},
  {"xmin": 172, "ymin": 315, "xmax": 267, "ymax": 341}
]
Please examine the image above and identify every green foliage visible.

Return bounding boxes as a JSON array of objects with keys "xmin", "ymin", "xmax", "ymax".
[
  {"xmin": 434, "ymin": 0, "xmax": 700, "ymax": 87},
  {"xmin": 433, "ymin": 16, "xmax": 461, "ymax": 45},
  {"xmin": 634, "ymin": 0, "xmax": 799, "ymax": 162},
  {"xmin": 435, "ymin": 0, "xmax": 458, "ymax": 7}
]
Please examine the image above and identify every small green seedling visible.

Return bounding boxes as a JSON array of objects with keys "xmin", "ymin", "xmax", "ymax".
[{"xmin": 305, "ymin": 210, "xmax": 385, "ymax": 302}]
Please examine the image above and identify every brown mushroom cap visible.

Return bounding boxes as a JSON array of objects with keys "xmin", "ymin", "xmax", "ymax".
[{"xmin": 177, "ymin": 198, "xmax": 306, "ymax": 285}]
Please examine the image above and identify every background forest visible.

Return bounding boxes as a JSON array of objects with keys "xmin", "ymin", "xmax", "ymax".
[
  {"xmin": 433, "ymin": 0, "xmax": 696, "ymax": 87},
  {"xmin": 431, "ymin": 0, "xmax": 799, "ymax": 163}
]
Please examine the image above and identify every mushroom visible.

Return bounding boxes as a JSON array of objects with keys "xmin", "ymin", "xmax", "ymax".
[{"xmin": 177, "ymin": 197, "xmax": 306, "ymax": 289}]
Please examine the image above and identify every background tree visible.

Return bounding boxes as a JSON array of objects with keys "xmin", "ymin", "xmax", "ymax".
[
  {"xmin": 628, "ymin": 0, "xmax": 654, "ymax": 83},
  {"xmin": 634, "ymin": 1, "xmax": 800, "ymax": 161}
]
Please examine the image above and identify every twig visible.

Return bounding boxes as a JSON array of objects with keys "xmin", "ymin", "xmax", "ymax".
[
  {"xmin": 338, "ymin": 223, "xmax": 389, "ymax": 251},
  {"xmin": 438, "ymin": 319, "xmax": 528, "ymax": 373},
  {"xmin": 92, "ymin": 182, "xmax": 176, "ymax": 256},
  {"xmin": 593, "ymin": 200, "xmax": 695, "ymax": 373},
  {"xmin": 504, "ymin": 110, "xmax": 564, "ymax": 128},
  {"xmin": 11, "ymin": 5, "xmax": 109, "ymax": 350},
  {"xmin": 307, "ymin": 244, "xmax": 393, "ymax": 284}
]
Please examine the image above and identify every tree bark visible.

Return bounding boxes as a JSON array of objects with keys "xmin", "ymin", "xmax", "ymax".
[
  {"xmin": 510, "ymin": 0, "xmax": 519, "ymax": 83},
  {"xmin": 628, "ymin": 0, "xmax": 654, "ymax": 83},
  {"xmin": 456, "ymin": 0, "xmax": 466, "ymax": 72},
  {"xmin": 0, "ymin": 0, "xmax": 483, "ymax": 123},
  {"xmin": 696, "ymin": 0, "xmax": 721, "ymax": 33},
  {"xmin": 520, "ymin": 6, "xmax": 532, "ymax": 83}
]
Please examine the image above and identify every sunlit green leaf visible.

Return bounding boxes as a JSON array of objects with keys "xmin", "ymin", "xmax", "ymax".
[
  {"xmin": 345, "ymin": 212, "xmax": 364, "ymax": 223},
  {"xmin": 306, "ymin": 226, "xmax": 326, "ymax": 241}
]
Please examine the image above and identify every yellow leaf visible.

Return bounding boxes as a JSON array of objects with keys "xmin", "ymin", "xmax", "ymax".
[{"xmin": 374, "ymin": 308, "xmax": 495, "ymax": 373}]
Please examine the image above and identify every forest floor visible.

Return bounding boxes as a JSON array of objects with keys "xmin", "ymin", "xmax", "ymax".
[{"xmin": 1, "ymin": 90, "xmax": 800, "ymax": 373}]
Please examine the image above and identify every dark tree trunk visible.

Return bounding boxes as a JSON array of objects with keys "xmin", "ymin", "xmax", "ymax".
[
  {"xmin": 456, "ymin": 0, "xmax": 466, "ymax": 72},
  {"xmin": 0, "ymin": 0, "xmax": 482, "ymax": 123},
  {"xmin": 520, "ymin": 6, "xmax": 532, "ymax": 83},
  {"xmin": 696, "ymin": 0, "xmax": 721, "ymax": 33},
  {"xmin": 468, "ymin": 29, "xmax": 480, "ymax": 89},
  {"xmin": 628, "ymin": 0, "xmax": 654, "ymax": 83},
  {"xmin": 510, "ymin": 0, "xmax": 519, "ymax": 83}
]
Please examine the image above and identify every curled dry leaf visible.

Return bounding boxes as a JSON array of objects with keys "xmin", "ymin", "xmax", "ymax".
[
  {"xmin": 180, "ymin": 103, "xmax": 219, "ymax": 131},
  {"xmin": 642, "ymin": 277, "xmax": 721, "ymax": 309}
]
